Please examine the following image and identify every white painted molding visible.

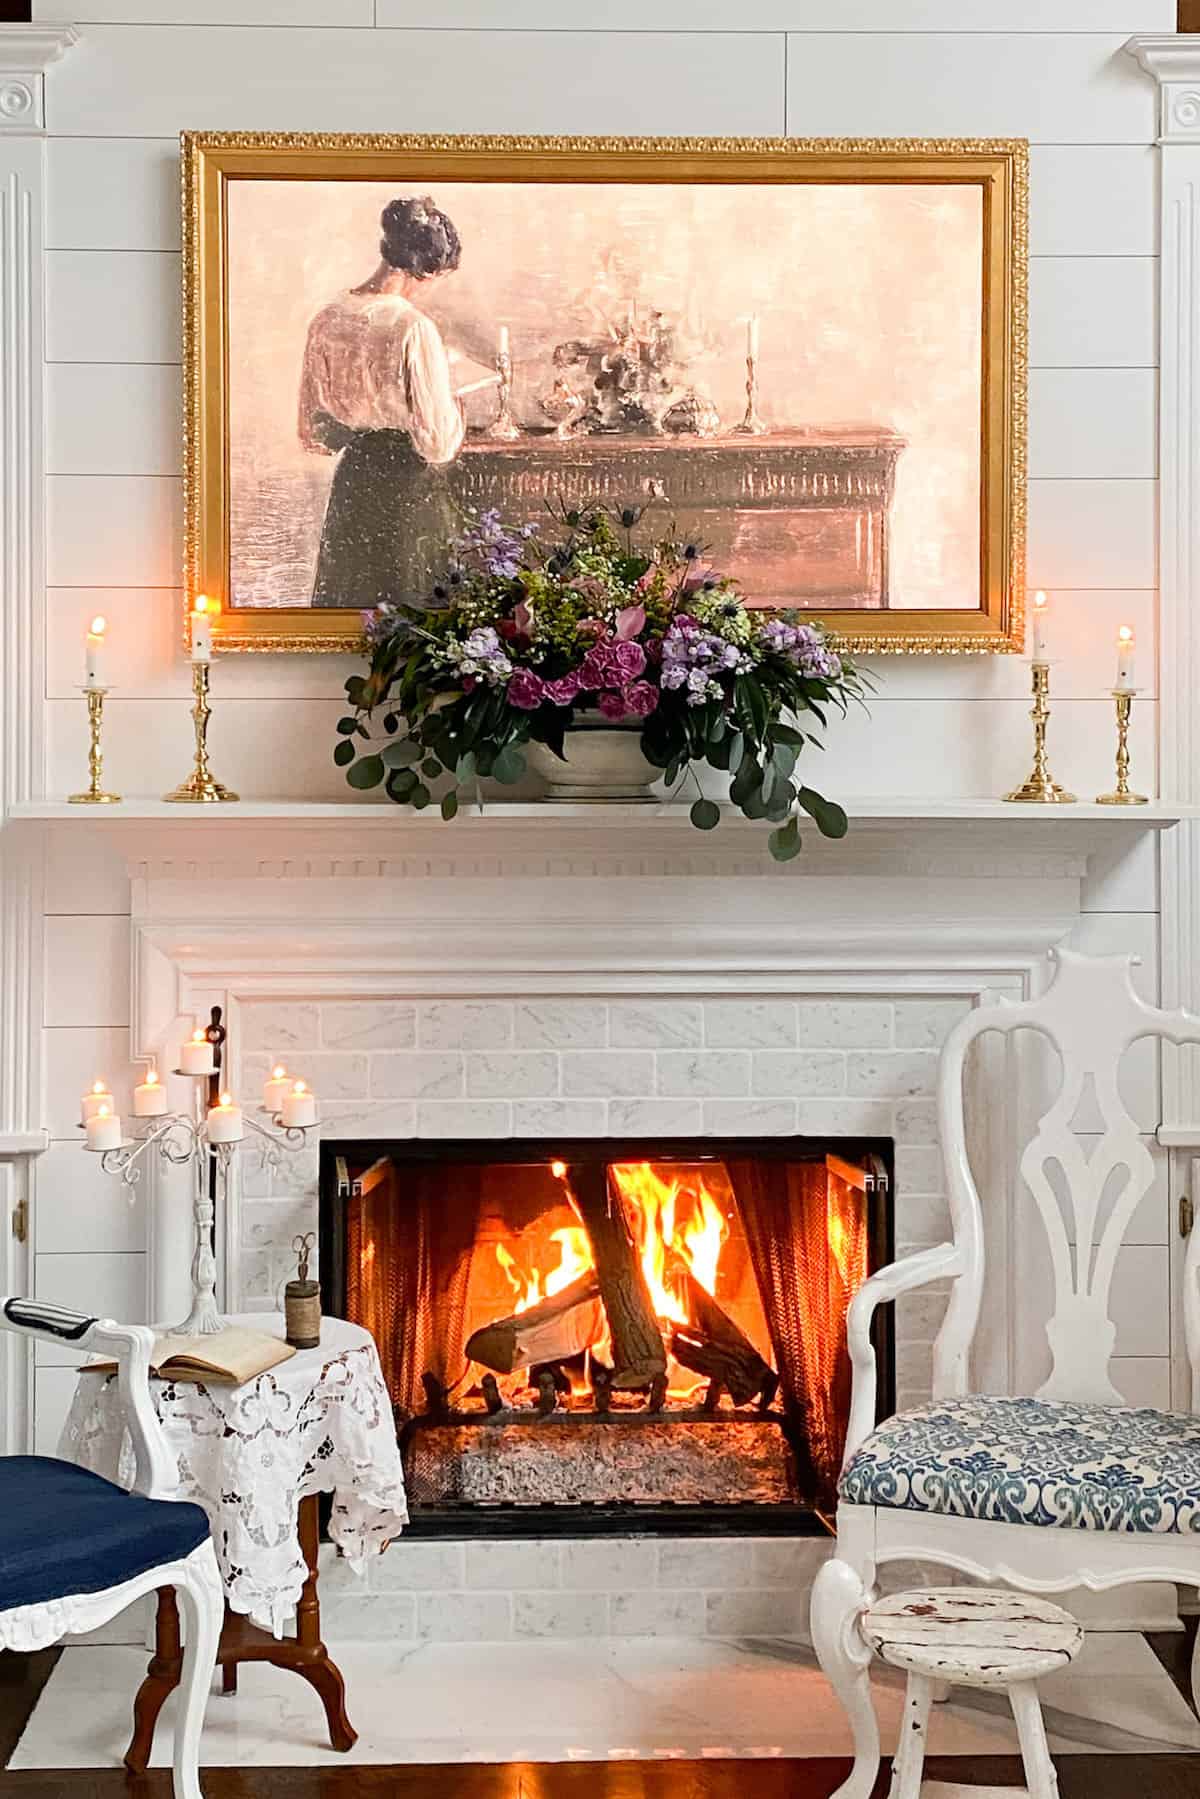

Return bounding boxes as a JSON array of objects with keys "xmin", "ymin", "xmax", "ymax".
[
  {"xmin": 0, "ymin": 26, "xmax": 78, "ymax": 136},
  {"xmin": 1126, "ymin": 37, "xmax": 1200, "ymax": 1137},
  {"xmin": 0, "ymin": 1132, "xmax": 48, "ymax": 1157}
]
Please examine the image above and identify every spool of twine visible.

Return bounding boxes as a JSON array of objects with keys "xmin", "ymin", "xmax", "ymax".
[{"xmin": 285, "ymin": 1279, "xmax": 321, "ymax": 1350}]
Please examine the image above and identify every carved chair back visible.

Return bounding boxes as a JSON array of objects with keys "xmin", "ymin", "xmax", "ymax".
[{"xmin": 933, "ymin": 948, "xmax": 1200, "ymax": 1407}]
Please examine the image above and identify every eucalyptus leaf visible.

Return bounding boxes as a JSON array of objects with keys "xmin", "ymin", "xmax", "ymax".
[
  {"xmin": 421, "ymin": 757, "xmax": 443, "ymax": 780},
  {"xmin": 769, "ymin": 816, "xmax": 803, "ymax": 862},
  {"xmin": 387, "ymin": 766, "xmax": 418, "ymax": 799},
  {"xmin": 381, "ymin": 739, "xmax": 423, "ymax": 769},
  {"xmin": 336, "ymin": 717, "xmax": 358, "ymax": 736},
  {"xmin": 456, "ymin": 751, "xmax": 477, "ymax": 780},
  {"xmin": 690, "ymin": 797, "xmax": 721, "ymax": 831},
  {"xmin": 411, "ymin": 782, "xmax": 432, "ymax": 810},
  {"xmin": 345, "ymin": 754, "xmax": 385, "ymax": 790},
  {"xmin": 333, "ymin": 740, "xmax": 356, "ymax": 768},
  {"xmin": 492, "ymin": 744, "xmax": 527, "ymax": 785},
  {"xmin": 772, "ymin": 722, "xmax": 805, "ymax": 748},
  {"xmin": 440, "ymin": 790, "xmax": 459, "ymax": 821},
  {"xmin": 797, "ymin": 785, "xmax": 849, "ymax": 839},
  {"xmin": 727, "ymin": 731, "xmax": 745, "ymax": 777},
  {"xmin": 770, "ymin": 741, "xmax": 798, "ymax": 780},
  {"xmin": 730, "ymin": 757, "xmax": 761, "ymax": 808}
]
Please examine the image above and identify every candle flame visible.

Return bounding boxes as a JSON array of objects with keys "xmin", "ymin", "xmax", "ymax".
[
  {"xmin": 1118, "ymin": 624, "xmax": 1134, "ymax": 645},
  {"xmin": 92, "ymin": 1079, "xmax": 107, "ymax": 1094},
  {"xmin": 191, "ymin": 1029, "xmax": 206, "ymax": 1043},
  {"xmin": 272, "ymin": 1064, "xmax": 287, "ymax": 1080},
  {"xmin": 550, "ymin": 1159, "xmax": 567, "ymax": 1179},
  {"xmin": 1033, "ymin": 590, "xmax": 1047, "ymax": 611},
  {"xmin": 293, "ymin": 1080, "xmax": 307, "ymax": 1095},
  {"xmin": 97, "ymin": 1103, "xmax": 111, "ymax": 1120},
  {"xmin": 146, "ymin": 1070, "xmax": 158, "ymax": 1087},
  {"xmin": 219, "ymin": 1091, "xmax": 232, "ymax": 1108},
  {"xmin": 89, "ymin": 615, "xmax": 106, "ymax": 636},
  {"xmin": 193, "ymin": 595, "xmax": 211, "ymax": 615}
]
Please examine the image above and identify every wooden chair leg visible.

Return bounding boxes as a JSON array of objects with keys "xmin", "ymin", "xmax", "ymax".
[
  {"xmin": 888, "ymin": 1672, "xmax": 932, "ymax": 1799},
  {"xmin": 1010, "ymin": 1679, "xmax": 1060, "ymax": 1799},
  {"xmin": 125, "ymin": 1586, "xmax": 183, "ymax": 1775},
  {"xmin": 295, "ymin": 1493, "xmax": 357, "ymax": 1752}
]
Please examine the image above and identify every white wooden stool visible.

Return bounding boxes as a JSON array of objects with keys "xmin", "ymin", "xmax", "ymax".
[{"xmin": 863, "ymin": 1588, "xmax": 1083, "ymax": 1799}]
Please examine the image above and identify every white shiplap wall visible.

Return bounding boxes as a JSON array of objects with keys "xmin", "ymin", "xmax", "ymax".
[{"xmin": 22, "ymin": 2, "xmax": 1175, "ymax": 1444}]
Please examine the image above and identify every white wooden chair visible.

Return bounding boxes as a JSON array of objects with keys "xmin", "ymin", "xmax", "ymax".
[
  {"xmin": 811, "ymin": 948, "xmax": 1200, "ymax": 1798},
  {"xmin": 0, "ymin": 1298, "xmax": 222, "ymax": 1799}
]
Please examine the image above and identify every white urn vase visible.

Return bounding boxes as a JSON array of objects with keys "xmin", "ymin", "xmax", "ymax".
[{"xmin": 526, "ymin": 724, "xmax": 660, "ymax": 803}]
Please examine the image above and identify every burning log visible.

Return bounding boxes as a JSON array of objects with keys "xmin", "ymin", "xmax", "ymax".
[
  {"xmin": 481, "ymin": 1373, "xmax": 504, "ymax": 1416},
  {"xmin": 571, "ymin": 1166, "xmax": 667, "ymax": 1390},
  {"xmin": 592, "ymin": 1364, "xmax": 613, "ymax": 1415},
  {"xmin": 535, "ymin": 1369, "xmax": 559, "ymax": 1416},
  {"xmin": 465, "ymin": 1271, "xmax": 602, "ymax": 1376},
  {"xmin": 668, "ymin": 1259, "xmax": 774, "ymax": 1407}
]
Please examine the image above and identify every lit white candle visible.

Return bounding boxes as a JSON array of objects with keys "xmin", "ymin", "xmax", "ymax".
[
  {"xmin": 84, "ymin": 615, "xmax": 108, "ymax": 689},
  {"xmin": 86, "ymin": 1103, "xmax": 123, "ymax": 1152},
  {"xmin": 1030, "ymin": 589, "xmax": 1049, "ymax": 662},
  {"xmin": 133, "ymin": 1068, "xmax": 168, "ymax": 1117},
  {"xmin": 498, "ymin": 324, "xmax": 510, "ymax": 359},
  {"xmin": 281, "ymin": 1080, "xmax": 318, "ymax": 1129},
  {"xmin": 80, "ymin": 1079, "xmax": 113, "ymax": 1124},
  {"xmin": 179, "ymin": 1029, "xmax": 215, "ymax": 1076},
  {"xmin": 747, "ymin": 314, "xmax": 760, "ymax": 361},
  {"xmin": 190, "ymin": 596, "xmax": 214, "ymax": 664},
  {"xmin": 206, "ymin": 1091, "xmax": 244, "ymax": 1144},
  {"xmin": 263, "ymin": 1063, "xmax": 292, "ymax": 1113},
  {"xmin": 1115, "ymin": 624, "xmax": 1136, "ymax": 691}
]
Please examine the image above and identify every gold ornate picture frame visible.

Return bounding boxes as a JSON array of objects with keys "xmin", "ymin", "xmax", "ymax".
[{"xmin": 183, "ymin": 132, "xmax": 1027, "ymax": 655}]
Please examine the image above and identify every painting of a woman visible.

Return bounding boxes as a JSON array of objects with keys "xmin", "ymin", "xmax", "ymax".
[{"xmin": 297, "ymin": 195, "xmax": 466, "ymax": 608}]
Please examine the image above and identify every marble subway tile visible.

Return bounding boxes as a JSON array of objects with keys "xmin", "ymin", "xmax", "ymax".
[
  {"xmin": 658, "ymin": 1540, "xmax": 754, "ymax": 1588},
  {"xmin": 374, "ymin": 1542, "xmax": 466, "ymax": 1591},
  {"xmin": 561, "ymin": 1050, "xmax": 655, "ymax": 1097},
  {"xmin": 320, "ymin": 1593, "xmax": 417, "ymax": 1640},
  {"xmin": 370, "ymin": 1052, "xmax": 463, "ymax": 1100},
  {"xmin": 893, "ymin": 1101, "xmax": 939, "ymax": 1144},
  {"xmin": 416, "ymin": 1101, "xmax": 512, "ymax": 1139},
  {"xmin": 893, "ymin": 996, "xmax": 972, "ymax": 1050},
  {"xmin": 418, "ymin": 1001, "xmax": 513, "ymax": 1050},
  {"xmin": 656, "ymin": 1051, "xmax": 751, "ymax": 1098},
  {"xmin": 512, "ymin": 1099, "xmax": 608, "ymax": 1136},
  {"xmin": 239, "ymin": 1002, "xmax": 321, "ymax": 1053},
  {"xmin": 703, "ymin": 1098, "xmax": 797, "ymax": 1136},
  {"xmin": 705, "ymin": 1588, "xmax": 805, "ymax": 1637},
  {"xmin": 609, "ymin": 1002, "xmax": 703, "ymax": 1049},
  {"xmin": 321, "ymin": 1001, "xmax": 416, "ymax": 1051},
  {"xmin": 794, "ymin": 1099, "xmax": 893, "ymax": 1138},
  {"xmin": 607, "ymin": 1097, "xmax": 703, "ymax": 1136},
  {"xmin": 513, "ymin": 1592, "xmax": 610, "ymax": 1639},
  {"xmin": 704, "ymin": 1000, "xmax": 798, "ymax": 1048},
  {"xmin": 752, "ymin": 1050, "xmax": 846, "ymax": 1097},
  {"xmin": 514, "ymin": 1000, "xmax": 607, "ymax": 1048},
  {"xmin": 466, "ymin": 1541, "xmax": 561, "ymax": 1591},
  {"xmin": 796, "ymin": 1001, "xmax": 893, "ymax": 1048},
  {"xmin": 466, "ymin": 1052, "xmax": 559, "ymax": 1097},
  {"xmin": 560, "ymin": 1539, "xmax": 657, "ymax": 1592},
  {"xmin": 611, "ymin": 1590, "xmax": 707, "ymax": 1636},
  {"xmin": 415, "ymin": 1592, "xmax": 513, "ymax": 1641},
  {"xmin": 847, "ymin": 1051, "xmax": 939, "ymax": 1099}
]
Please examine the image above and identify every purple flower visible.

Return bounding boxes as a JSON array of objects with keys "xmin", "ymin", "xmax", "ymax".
[
  {"xmin": 507, "ymin": 668, "xmax": 546, "ymax": 710},
  {"xmin": 607, "ymin": 639, "xmax": 647, "ymax": 683},
  {"xmin": 622, "ymin": 680, "xmax": 658, "ymax": 718},
  {"xmin": 579, "ymin": 644, "xmax": 611, "ymax": 690},
  {"xmin": 543, "ymin": 672, "xmax": 582, "ymax": 706},
  {"xmin": 597, "ymin": 690, "xmax": 630, "ymax": 721}
]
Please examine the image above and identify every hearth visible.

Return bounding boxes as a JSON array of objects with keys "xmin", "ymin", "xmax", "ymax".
[{"xmin": 319, "ymin": 1137, "xmax": 893, "ymax": 1535}]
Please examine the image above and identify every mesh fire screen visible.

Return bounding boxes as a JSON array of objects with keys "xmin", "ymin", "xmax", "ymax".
[{"xmin": 326, "ymin": 1139, "xmax": 891, "ymax": 1521}]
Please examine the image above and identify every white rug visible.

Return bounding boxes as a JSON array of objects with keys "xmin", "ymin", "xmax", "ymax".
[{"xmin": 10, "ymin": 1631, "xmax": 1199, "ymax": 1769}]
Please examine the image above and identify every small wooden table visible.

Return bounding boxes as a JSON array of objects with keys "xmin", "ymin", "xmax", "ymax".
[
  {"xmin": 864, "ymin": 1587, "xmax": 1083, "ymax": 1799},
  {"xmin": 126, "ymin": 1492, "xmax": 354, "ymax": 1770}
]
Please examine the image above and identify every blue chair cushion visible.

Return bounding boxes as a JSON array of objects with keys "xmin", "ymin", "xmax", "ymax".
[
  {"xmin": 0, "ymin": 1457, "xmax": 210, "ymax": 1613},
  {"xmin": 839, "ymin": 1395, "xmax": 1200, "ymax": 1534}
]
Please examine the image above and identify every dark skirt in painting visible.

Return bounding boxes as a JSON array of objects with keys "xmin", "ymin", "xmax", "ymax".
[{"xmin": 311, "ymin": 423, "xmax": 456, "ymax": 610}]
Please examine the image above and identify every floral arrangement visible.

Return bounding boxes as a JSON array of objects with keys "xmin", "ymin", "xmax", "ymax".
[{"xmin": 336, "ymin": 504, "xmax": 868, "ymax": 860}]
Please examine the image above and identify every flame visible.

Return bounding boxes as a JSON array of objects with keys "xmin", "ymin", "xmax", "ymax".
[
  {"xmin": 493, "ymin": 1160, "xmax": 729, "ymax": 1338},
  {"xmin": 272, "ymin": 1063, "xmax": 287, "ymax": 1080}
]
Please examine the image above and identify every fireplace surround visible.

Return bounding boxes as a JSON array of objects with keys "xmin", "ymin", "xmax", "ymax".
[{"xmin": 320, "ymin": 1135, "xmax": 894, "ymax": 1536}]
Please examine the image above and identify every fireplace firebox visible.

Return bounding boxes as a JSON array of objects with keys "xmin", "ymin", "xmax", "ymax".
[{"xmin": 320, "ymin": 1137, "xmax": 893, "ymax": 1536}]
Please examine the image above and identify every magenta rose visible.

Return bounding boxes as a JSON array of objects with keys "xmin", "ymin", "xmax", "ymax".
[
  {"xmin": 506, "ymin": 668, "xmax": 546, "ymax": 710},
  {"xmin": 622, "ymin": 680, "xmax": 658, "ymax": 718},
  {"xmin": 579, "ymin": 644, "xmax": 611, "ymax": 690},
  {"xmin": 597, "ymin": 690, "xmax": 630, "ymax": 721},
  {"xmin": 543, "ymin": 672, "xmax": 581, "ymax": 706},
  {"xmin": 607, "ymin": 639, "xmax": 646, "ymax": 683}
]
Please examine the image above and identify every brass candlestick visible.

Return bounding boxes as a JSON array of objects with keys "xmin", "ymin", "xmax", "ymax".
[
  {"xmin": 486, "ymin": 348, "xmax": 521, "ymax": 440},
  {"xmin": 163, "ymin": 661, "xmax": 239, "ymax": 803},
  {"xmin": 68, "ymin": 687, "xmax": 122, "ymax": 805},
  {"xmin": 735, "ymin": 349, "xmax": 766, "ymax": 436},
  {"xmin": 1096, "ymin": 688, "xmax": 1148, "ymax": 805},
  {"xmin": 1003, "ymin": 661, "xmax": 1076, "ymax": 804}
]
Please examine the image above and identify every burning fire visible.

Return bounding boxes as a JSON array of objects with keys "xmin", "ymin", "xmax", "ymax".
[{"xmin": 494, "ymin": 1160, "xmax": 730, "ymax": 1331}]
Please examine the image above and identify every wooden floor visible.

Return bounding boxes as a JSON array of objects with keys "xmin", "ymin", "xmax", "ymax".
[{"xmin": 0, "ymin": 1759, "xmax": 1199, "ymax": 1797}]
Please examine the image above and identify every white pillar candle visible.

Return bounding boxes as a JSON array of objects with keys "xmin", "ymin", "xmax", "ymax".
[
  {"xmin": 133, "ymin": 1069, "xmax": 168, "ymax": 1117},
  {"xmin": 281, "ymin": 1080, "xmax": 318, "ymax": 1129},
  {"xmin": 263, "ymin": 1063, "xmax": 292, "ymax": 1113},
  {"xmin": 86, "ymin": 1104, "xmax": 123, "ymax": 1152},
  {"xmin": 206, "ymin": 1092, "xmax": 244, "ymax": 1144},
  {"xmin": 179, "ymin": 1029, "xmax": 215, "ymax": 1076},
  {"xmin": 84, "ymin": 615, "xmax": 108, "ymax": 689},
  {"xmin": 1115, "ymin": 624, "xmax": 1136, "ymax": 691},
  {"xmin": 498, "ymin": 324, "xmax": 510, "ymax": 358},
  {"xmin": 190, "ymin": 596, "xmax": 214, "ymax": 664},
  {"xmin": 81, "ymin": 1080, "xmax": 113, "ymax": 1124},
  {"xmin": 1030, "ymin": 589, "xmax": 1049, "ymax": 661},
  {"xmin": 747, "ymin": 314, "xmax": 760, "ymax": 360}
]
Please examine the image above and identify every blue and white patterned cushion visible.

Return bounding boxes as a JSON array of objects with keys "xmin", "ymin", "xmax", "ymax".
[{"xmin": 839, "ymin": 1395, "xmax": 1200, "ymax": 1533}]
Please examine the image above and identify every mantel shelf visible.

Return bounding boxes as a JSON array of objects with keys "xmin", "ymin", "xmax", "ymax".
[{"xmin": 5, "ymin": 797, "xmax": 1191, "ymax": 829}]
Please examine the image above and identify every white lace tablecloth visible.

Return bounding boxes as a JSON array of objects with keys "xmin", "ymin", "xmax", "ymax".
[{"xmin": 60, "ymin": 1314, "xmax": 409, "ymax": 1634}]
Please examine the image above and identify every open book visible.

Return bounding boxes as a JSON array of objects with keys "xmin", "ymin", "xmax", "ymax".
[{"xmin": 86, "ymin": 1325, "xmax": 296, "ymax": 1387}]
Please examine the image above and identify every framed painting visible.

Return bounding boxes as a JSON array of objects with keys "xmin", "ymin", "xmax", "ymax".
[{"xmin": 183, "ymin": 133, "xmax": 1027, "ymax": 654}]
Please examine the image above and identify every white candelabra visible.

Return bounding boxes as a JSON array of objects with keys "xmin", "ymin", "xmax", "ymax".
[{"xmin": 81, "ymin": 1043, "xmax": 319, "ymax": 1338}]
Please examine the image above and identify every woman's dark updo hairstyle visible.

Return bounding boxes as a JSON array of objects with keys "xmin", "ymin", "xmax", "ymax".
[{"xmin": 379, "ymin": 196, "xmax": 461, "ymax": 278}]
